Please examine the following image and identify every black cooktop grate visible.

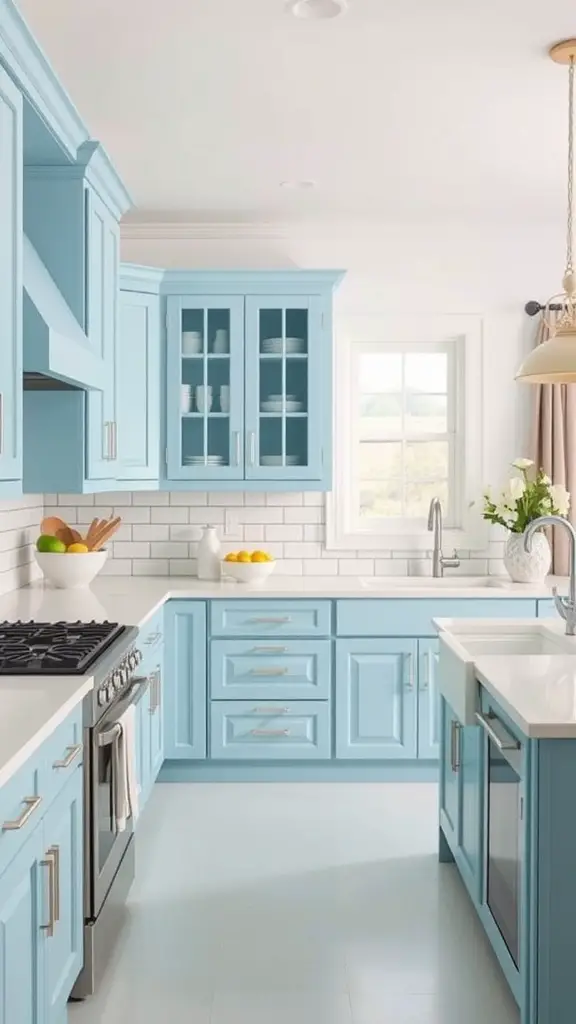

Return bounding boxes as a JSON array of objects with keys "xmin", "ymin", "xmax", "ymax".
[{"xmin": 0, "ymin": 620, "xmax": 126, "ymax": 675}]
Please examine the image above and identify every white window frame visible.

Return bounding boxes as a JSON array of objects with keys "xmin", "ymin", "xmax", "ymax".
[{"xmin": 326, "ymin": 314, "xmax": 485, "ymax": 552}]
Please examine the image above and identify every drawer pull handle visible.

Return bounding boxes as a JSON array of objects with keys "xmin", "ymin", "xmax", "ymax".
[
  {"xmin": 251, "ymin": 729, "xmax": 290, "ymax": 737},
  {"xmin": 2, "ymin": 795, "xmax": 42, "ymax": 832},
  {"xmin": 249, "ymin": 617, "xmax": 292, "ymax": 624},
  {"xmin": 250, "ymin": 667, "xmax": 289, "ymax": 676},
  {"xmin": 252, "ymin": 646, "xmax": 288, "ymax": 653},
  {"xmin": 252, "ymin": 707, "xmax": 290, "ymax": 714},
  {"xmin": 53, "ymin": 743, "xmax": 83, "ymax": 770}
]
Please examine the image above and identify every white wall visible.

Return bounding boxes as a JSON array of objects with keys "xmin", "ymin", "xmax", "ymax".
[{"xmin": 46, "ymin": 219, "xmax": 557, "ymax": 580}]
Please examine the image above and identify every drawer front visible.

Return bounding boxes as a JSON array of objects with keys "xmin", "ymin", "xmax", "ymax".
[
  {"xmin": 210, "ymin": 701, "xmax": 331, "ymax": 760},
  {"xmin": 336, "ymin": 598, "xmax": 538, "ymax": 637},
  {"xmin": 139, "ymin": 607, "xmax": 164, "ymax": 651},
  {"xmin": 39, "ymin": 705, "xmax": 84, "ymax": 808},
  {"xmin": 210, "ymin": 600, "xmax": 331, "ymax": 638},
  {"xmin": 210, "ymin": 639, "xmax": 331, "ymax": 700},
  {"xmin": 0, "ymin": 758, "xmax": 43, "ymax": 879}
]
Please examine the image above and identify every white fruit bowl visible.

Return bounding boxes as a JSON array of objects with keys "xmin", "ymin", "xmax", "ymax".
[
  {"xmin": 220, "ymin": 560, "xmax": 276, "ymax": 585},
  {"xmin": 35, "ymin": 550, "xmax": 108, "ymax": 589}
]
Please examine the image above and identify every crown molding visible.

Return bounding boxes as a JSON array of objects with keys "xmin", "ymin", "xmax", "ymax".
[{"xmin": 120, "ymin": 221, "xmax": 291, "ymax": 241}]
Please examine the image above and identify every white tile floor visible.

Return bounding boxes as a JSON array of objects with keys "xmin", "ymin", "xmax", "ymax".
[{"xmin": 69, "ymin": 783, "xmax": 519, "ymax": 1023}]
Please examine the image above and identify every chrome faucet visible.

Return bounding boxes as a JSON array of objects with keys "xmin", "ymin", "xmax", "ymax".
[
  {"xmin": 427, "ymin": 497, "xmax": 460, "ymax": 577},
  {"xmin": 524, "ymin": 515, "xmax": 576, "ymax": 635}
]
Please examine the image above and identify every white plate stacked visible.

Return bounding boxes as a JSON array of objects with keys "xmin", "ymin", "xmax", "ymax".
[
  {"xmin": 261, "ymin": 395, "xmax": 304, "ymax": 413},
  {"xmin": 184, "ymin": 455, "xmax": 224, "ymax": 466},
  {"xmin": 261, "ymin": 337, "xmax": 305, "ymax": 355},
  {"xmin": 261, "ymin": 455, "xmax": 301, "ymax": 466}
]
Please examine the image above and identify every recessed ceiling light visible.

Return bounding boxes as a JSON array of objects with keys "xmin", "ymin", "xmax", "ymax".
[
  {"xmin": 280, "ymin": 179, "xmax": 317, "ymax": 189},
  {"xmin": 286, "ymin": 0, "xmax": 348, "ymax": 19}
]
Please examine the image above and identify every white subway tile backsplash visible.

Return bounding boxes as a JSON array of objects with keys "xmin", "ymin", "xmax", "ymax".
[
  {"xmin": 0, "ymin": 498, "xmax": 43, "ymax": 597},
  {"xmin": 48, "ymin": 490, "xmax": 497, "ymax": 582}
]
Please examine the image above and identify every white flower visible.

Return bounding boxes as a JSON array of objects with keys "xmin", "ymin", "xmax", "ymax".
[
  {"xmin": 542, "ymin": 473, "xmax": 551, "ymax": 485},
  {"xmin": 508, "ymin": 477, "xmax": 526, "ymax": 501},
  {"xmin": 495, "ymin": 502, "xmax": 517, "ymax": 528},
  {"xmin": 512, "ymin": 458, "xmax": 534, "ymax": 471},
  {"xmin": 550, "ymin": 484, "xmax": 571, "ymax": 516}
]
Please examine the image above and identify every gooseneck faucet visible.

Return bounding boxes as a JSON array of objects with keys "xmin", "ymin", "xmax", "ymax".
[
  {"xmin": 427, "ymin": 497, "xmax": 460, "ymax": 578},
  {"xmin": 524, "ymin": 515, "xmax": 576, "ymax": 635}
]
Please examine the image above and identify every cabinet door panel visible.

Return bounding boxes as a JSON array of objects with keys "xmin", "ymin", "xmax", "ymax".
[
  {"xmin": 439, "ymin": 698, "xmax": 460, "ymax": 846},
  {"xmin": 0, "ymin": 66, "xmax": 22, "ymax": 483},
  {"xmin": 0, "ymin": 829, "xmax": 43, "ymax": 1024},
  {"xmin": 335, "ymin": 639, "xmax": 417, "ymax": 759},
  {"xmin": 85, "ymin": 188, "xmax": 119, "ymax": 480},
  {"xmin": 455, "ymin": 725, "xmax": 483, "ymax": 901},
  {"xmin": 164, "ymin": 601, "xmax": 207, "ymax": 759},
  {"xmin": 245, "ymin": 296, "xmax": 324, "ymax": 482},
  {"xmin": 166, "ymin": 296, "xmax": 244, "ymax": 481},
  {"xmin": 418, "ymin": 639, "xmax": 440, "ymax": 760},
  {"xmin": 149, "ymin": 656, "xmax": 165, "ymax": 784},
  {"xmin": 43, "ymin": 767, "xmax": 83, "ymax": 1024},
  {"xmin": 116, "ymin": 290, "xmax": 160, "ymax": 480}
]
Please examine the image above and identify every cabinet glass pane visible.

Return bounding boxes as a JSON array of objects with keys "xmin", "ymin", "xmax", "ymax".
[
  {"xmin": 257, "ymin": 306, "xmax": 310, "ymax": 468},
  {"xmin": 180, "ymin": 307, "xmax": 232, "ymax": 468}
]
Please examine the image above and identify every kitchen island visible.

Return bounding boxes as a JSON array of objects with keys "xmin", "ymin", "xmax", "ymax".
[{"xmin": 437, "ymin": 618, "xmax": 576, "ymax": 1024}]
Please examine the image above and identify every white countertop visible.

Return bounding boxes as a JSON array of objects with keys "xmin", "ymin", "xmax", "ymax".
[
  {"xmin": 476, "ymin": 652, "xmax": 576, "ymax": 739},
  {"xmin": 0, "ymin": 574, "xmax": 566, "ymax": 629},
  {"xmin": 0, "ymin": 673, "xmax": 92, "ymax": 789},
  {"xmin": 0, "ymin": 573, "xmax": 569, "ymax": 787}
]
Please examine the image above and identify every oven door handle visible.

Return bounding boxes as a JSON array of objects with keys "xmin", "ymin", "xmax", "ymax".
[
  {"xmin": 98, "ymin": 677, "xmax": 150, "ymax": 737},
  {"xmin": 98, "ymin": 723, "xmax": 122, "ymax": 748},
  {"xmin": 475, "ymin": 711, "xmax": 520, "ymax": 752}
]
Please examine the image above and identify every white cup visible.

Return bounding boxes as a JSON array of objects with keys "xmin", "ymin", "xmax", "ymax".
[
  {"xmin": 220, "ymin": 385, "xmax": 230, "ymax": 413},
  {"xmin": 182, "ymin": 331, "xmax": 202, "ymax": 355},
  {"xmin": 180, "ymin": 386, "xmax": 193, "ymax": 413},
  {"xmin": 213, "ymin": 330, "xmax": 229, "ymax": 354},
  {"xmin": 195, "ymin": 386, "xmax": 213, "ymax": 413}
]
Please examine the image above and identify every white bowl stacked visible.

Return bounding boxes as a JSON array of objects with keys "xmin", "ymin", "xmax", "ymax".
[
  {"xmin": 220, "ymin": 560, "xmax": 276, "ymax": 584},
  {"xmin": 35, "ymin": 551, "xmax": 108, "ymax": 589}
]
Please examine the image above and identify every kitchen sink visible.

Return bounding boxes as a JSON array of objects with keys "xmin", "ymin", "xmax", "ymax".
[
  {"xmin": 434, "ymin": 620, "xmax": 576, "ymax": 725},
  {"xmin": 360, "ymin": 576, "xmax": 508, "ymax": 589}
]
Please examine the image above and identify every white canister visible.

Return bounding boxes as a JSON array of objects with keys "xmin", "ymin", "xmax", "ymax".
[
  {"xmin": 195, "ymin": 385, "xmax": 213, "ymax": 413},
  {"xmin": 197, "ymin": 525, "xmax": 221, "ymax": 580},
  {"xmin": 220, "ymin": 385, "xmax": 230, "ymax": 413}
]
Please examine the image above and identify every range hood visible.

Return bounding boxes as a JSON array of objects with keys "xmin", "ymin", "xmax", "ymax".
[{"xmin": 23, "ymin": 234, "xmax": 106, "ymax": 391}]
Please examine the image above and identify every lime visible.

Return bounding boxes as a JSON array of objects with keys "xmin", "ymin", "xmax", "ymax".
[{"xmin": 36, "ymin": 535, "xmax": 66, "ymax": 554}]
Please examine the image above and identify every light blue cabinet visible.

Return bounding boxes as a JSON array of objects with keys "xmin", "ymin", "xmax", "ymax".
[
  {"xmin": 42, "ymin": 766, "xmax": 83, "ymax": 1024},
  {"xmin": 244, "ymin": 295, "xmax": 325, "ymax": 481},
  {"xmin": 164, "ymin": 601, "xmax": 207, "ymax": 760},
  {"xmin": 439, "ymin": 697, "xmax": 483, "ymax": 902},
  {"xmin": 116, "ymin": 287, "xmax": 161, "ymax": 482},
  {"xmin": 335, "ymin": 638, "xmax": 418, "ymax": 759},
  {"xmin": 0, "ymin": 828, "xmax": 43, "ymax": 1024},
  {"xmin": 166, "ymin": 295, "xmax": 245, "ymax": 481},
  {"xmin": 418, "ymin": 639, "xmax": 440, "ymax": 759},
  {"xmin": 0, "ymin": 64, "xmax": 23, "ymax": 488}
]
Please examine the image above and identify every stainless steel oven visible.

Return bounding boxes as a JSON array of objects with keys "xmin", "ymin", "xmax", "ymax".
[{"xmin": 476, "ymin": 707, "xmax": 524, "ymax": 969}]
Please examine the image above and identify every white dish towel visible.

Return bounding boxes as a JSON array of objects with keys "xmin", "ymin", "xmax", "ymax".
[{"xmin": 114, "ymin": 703, "xmax": 140, "ymax": 832}]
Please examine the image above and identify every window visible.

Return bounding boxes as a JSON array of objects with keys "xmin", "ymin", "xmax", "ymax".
[{"xmin": 326, "ymin": 316, "xmax": 483, "ymax": 551}]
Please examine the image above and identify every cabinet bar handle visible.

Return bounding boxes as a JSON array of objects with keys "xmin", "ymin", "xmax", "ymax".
[
  {"xmin": 0, "ymin": 392, "xmax": 3, "ymax": 455},
  {"xmin": 41, "ymin": 848, "xmax": 57, "ymax": 936},
  {"xmin": 234, "ymin": 431, "xmax": 241, "ymax": 467},
  {"xmin": 421, "ymin": 651, "xmax": 430, "ymax": 691},
  {"xmin": 103, "ymin": 421, "xmax": 112, "ymax": 459},
  {"xmin": 2, "ymin": 795, "xmax": 42, "ymax": 831},
  {"xmin": 111, "ymin": 420, "xmax": 118, "ymax": 460},
  {"xmin": 252, "ymin": 707, "xmax": 290, "ymax": 714},
  {"xmin": 52, "ymin": 845, "xmax": 60, "ymax": 923},
  {"xmin": 250, "ymin": 728, "xmax": 290, "ymax": 737},
  {"xmin": 249, "ymin": 617, "xmax": 292, "ymax": 624},
  {"xmin": 450, "ymin": 720, "xmax": 461, "ymax": 772},
  {"xmin": 252, "ymin": 646, "xmax": 288, "ymax": 653},
  {"xmin": 53, "ymin": 743, "xmax": 83, "ymax": 770},
  {"xmin": 475, "ymin": 711, "xmax": 520, "ymax": 751},
  {"xmin": 404, "ymin": 652, "xmax": 414, "ymax": 691},
  {"xmin": 248, "ymin": 431, "xmax": 256, "ymax": 467},
  {"xmin": 250, "ymin": 667, "xmax": 289, "ymax": 676}
]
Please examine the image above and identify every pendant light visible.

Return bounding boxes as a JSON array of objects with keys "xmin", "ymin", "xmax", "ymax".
[{"xmin": 516, "ymin": 41, "xmax": 576, "ymax": 383}]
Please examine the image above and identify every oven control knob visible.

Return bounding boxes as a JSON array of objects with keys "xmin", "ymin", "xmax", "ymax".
[
  {"xmin": 97, "ymin": 688, "xmax": 107, "ymax": 706},
  {"xmin": 134, "ymin": 649, "xmax": 142, "ymax": 666},
  {"xmin": 106, "ymin": 682, "xmax": 115, "ymax": 701},
  {"xmin": 120, "ymin": 665, "xmax": 129, "ymax": 684},
  {"xmin": 113, "ymin": 671, "xmax": 122, "ymax": 690},
  {"xmin": 129, "ymin": 653, "xmax": 137, "ymax": 671}
]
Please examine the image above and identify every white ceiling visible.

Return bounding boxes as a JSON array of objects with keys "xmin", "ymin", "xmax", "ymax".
[{"xmin": 17, "ymin": 0, "xmax": 576, "ymax": 222}]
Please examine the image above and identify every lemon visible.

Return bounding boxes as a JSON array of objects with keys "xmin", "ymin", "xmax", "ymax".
[
  {"xmin": 251, "ymin": 551, "xmax": 268, "ymax": 563},
  {"xmin": 237, "ymin": 552, "xmax": 251, "ymax": 563},
  {"xmin": 36, "ymin": 535, "xmax": 66, "ymax": 554},
  {"xmin": 67, "ymin": 543, "xmax": 89, "ymax": 554},
  {"xmin": 224, "ymin": 552, "xmax": 238, "ymax": 562}
]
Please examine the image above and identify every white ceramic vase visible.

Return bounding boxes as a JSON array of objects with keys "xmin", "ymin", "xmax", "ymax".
[
  {"xmin": 504, "ymin": 530, "xmax": 551, "ymax": 583},
  {"xmin": 197, "ymin": 525, "xmax": 221, "ymax": 580}
]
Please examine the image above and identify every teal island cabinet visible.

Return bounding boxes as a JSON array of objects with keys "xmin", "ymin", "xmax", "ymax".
[
  {"xmin": 160, "ymin": 596, "xmax": 542, "ymax": 783},
  {"xmin": 439, "ymin": 674, "xmax": 576, "ymax": 1024},
  {"xmin": 0, "ymin": 706, "xmax": 84, "ymax": 1024}
]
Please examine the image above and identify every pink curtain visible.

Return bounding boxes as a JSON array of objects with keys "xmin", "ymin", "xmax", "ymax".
[{"xmin": 531, "ymin": 312, "xmax": 576, "ymax": 575}]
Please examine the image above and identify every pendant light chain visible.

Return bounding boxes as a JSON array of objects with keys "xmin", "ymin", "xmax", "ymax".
[{"xmin": 567, "ymin": 56, "xmax": 574, "ymax": 275}]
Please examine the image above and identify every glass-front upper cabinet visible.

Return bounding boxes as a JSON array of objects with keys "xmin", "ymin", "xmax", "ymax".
[
  {"xmin": 166, "ymin": 296, "xmax": 244, "ymax": 479},
  {"xmin": 244, "ymin": 296, "xmax": 324, "ymax": 480}
]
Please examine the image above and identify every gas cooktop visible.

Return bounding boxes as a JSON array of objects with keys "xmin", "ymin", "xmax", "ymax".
[{"xmin": 0, "ymin": 620, "xmax": 126, "ymax": 675}]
